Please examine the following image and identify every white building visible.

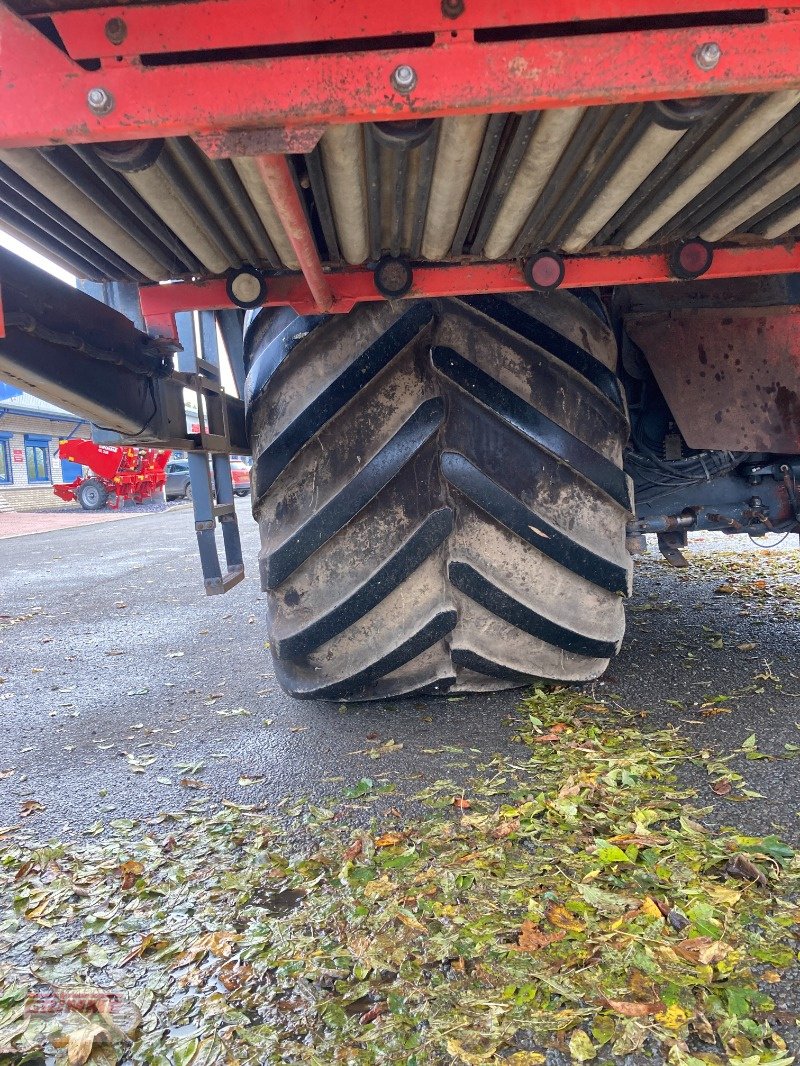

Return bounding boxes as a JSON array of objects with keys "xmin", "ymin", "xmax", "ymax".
[{"xmin": 0, "ymin": 384, "xmax": 91, "ymax": 512}]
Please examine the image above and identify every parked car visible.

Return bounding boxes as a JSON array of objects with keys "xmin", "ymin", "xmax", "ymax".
[
  {"xmin": 230, "ymin": 459, "xmax": 251, "ymax": 497},
  {"xmin": 165, "ymin": 458, "xmax": 191, "ymax": 500},
  {"xmin": 165, "ymin": 458, "xmax": 251, "ymax": 500}
]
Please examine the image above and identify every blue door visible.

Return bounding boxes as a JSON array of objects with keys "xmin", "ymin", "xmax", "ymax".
[{"xmin": 60, "ymin": 457, "xmax": 83, "ymax": 483}]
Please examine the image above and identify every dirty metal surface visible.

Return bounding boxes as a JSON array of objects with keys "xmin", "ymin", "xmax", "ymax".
[{"xmin": 627, "ymin": 305, "xmax": 800, "ymax": 452}]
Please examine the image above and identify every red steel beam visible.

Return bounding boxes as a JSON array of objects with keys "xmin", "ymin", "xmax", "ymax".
[
  {"xmin": 254, "ymin": 155, "xmax": 333, "ymax": 313},
  {"xmin": 138, "ymin": 244, "xmax": 800, "ymax": 319},
  {"xmin": 50, "ymin": 0, "xmax": 777, "ymax": 61},
  {"xmin": 2, "ymin": 3, "xmax": 800, "ymax": 147}
]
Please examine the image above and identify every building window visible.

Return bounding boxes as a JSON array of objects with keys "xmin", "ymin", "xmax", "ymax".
[
  {"xmin": 0, "ymin": 435, "xmax": 11, "ymax": 484},
  {"xmin": 25, "ymin": 435, "xmax": 51, "ymax": 483}
]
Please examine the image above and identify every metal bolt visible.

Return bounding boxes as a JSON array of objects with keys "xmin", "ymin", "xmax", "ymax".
[
  {"xmin": 441, "ymin": 0, "xmax": 464, "ymax": 17},
  {"xmin": 87, "ymin": 87, "xmax": 114, "ymax": 115},
  {"xmin": 391, "ymin": 64, "xmax": 417, "ymax": 94},
  {"xmin": 104, "ymin": 16, "xmax": 127, "ymax": 45},
  {"xmin": 694, "ymin": 41, "xmax": 721, "ymax": 71}
]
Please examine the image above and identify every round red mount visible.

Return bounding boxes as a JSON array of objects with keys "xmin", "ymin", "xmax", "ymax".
[
  {"xmin": 524, "ymin": 251, "xmax": 565, "ymax": 292},
  {"xmin": 670, "ymin": 238, "xmax": 714, "ymax": 280}
]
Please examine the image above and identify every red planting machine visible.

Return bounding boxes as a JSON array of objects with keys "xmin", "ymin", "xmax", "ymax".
[{"xmin": 53, "ymin": 439, "xmax": 170, "ymax": 511}]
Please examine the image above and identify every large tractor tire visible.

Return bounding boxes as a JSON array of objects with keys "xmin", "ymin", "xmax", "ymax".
[{"xmin": 245, "ymin": 293, "xmax": 633, "ymax": 701}]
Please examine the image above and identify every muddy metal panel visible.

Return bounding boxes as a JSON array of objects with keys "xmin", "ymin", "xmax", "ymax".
[{"xmin": 627, "ymin": 306, "xmax": 800, "ymax": 452}]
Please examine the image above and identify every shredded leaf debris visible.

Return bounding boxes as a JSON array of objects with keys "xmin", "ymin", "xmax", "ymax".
[{"xmin": 1, "ymin": 687, "xmax": 799, "ymax": 1065}]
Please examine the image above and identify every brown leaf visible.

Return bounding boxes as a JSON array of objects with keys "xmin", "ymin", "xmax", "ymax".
[
  {"xmin": 67, "ymin": 1024, "xmax": 108, "ymax": 1066},
  {"xmin": 117, "ymin": 860, "xmax": 144, "ymax": 890},
  {"xmin": 726, "ymin": 853, "xmax": 768, "ymax": 887},
  {"xmin": 188, "ymin": 930, "xmax": 241, "ymax": 958},
  {"xmin": 491, "ymin": 818, "xmax": 520, "ymax": 840},
  {"xmin": 452, "ymin": 796, "xmax": 472, "ymax": 810},
  {"xmin": 359, "ymin": 1002, "xmax": 387, "ymax": 1024},
  {"xmin": 710, "ymin": 779, "xmax": 732, "ymax": 795},
  {"xmin": 603, "ymin": 999, "xmax": 665, "ymax": 1017},
  {"xmin": 531, "ymin": 732, "xmax": 562, "ymax": 744},
  {"xmin": 513, "ymin": 919, "xmax": 565, "ymax": 952},
  {"xmin": 119, "ymin": 934, "xmax": 153, "ymax": 967},
  {"xmin": 374, "ymin": 832, "xmax": 405, "ymax": 848},
  {"xmin": 673, "ymin": 937, "xmax": 732, "ymax": 966},
  {"xmin": 344, "ymin": 838, "xmax": 363, "ymax": 861}
]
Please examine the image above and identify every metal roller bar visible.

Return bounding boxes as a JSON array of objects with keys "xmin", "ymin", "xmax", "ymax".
[
  {"xmin": 621, "ymin": 89, "xmax": 800, "ymax": 247},
  {"xmin": 231, "ymin": 156, "xmax": 299, "ymax": 269},
  {"xmin": 560, "ymin": 104, "xmax": 694, "ymax": 252},
  {"xmin": 0, "ymin": 202, "xmax": 107, "ymax": 280},
  {"xmin": 39, "ymin": 146, "xmax": 184, "ymax": 276},
  {"xmin": 542, "ymin": 104, "xmax": 642, "ymax": 250},
  {"xmin": 209, "ymin": 157, "xmax": 281, "ymax": 268},
  {"xmin": 422, "ymin": 114, "xmax": 489, "ymax": 261},
  {"xmin": 0, "ymin": 148, "xmax": 168, "ymax": 280},
  {"xmin": 73, "ymin": 145, "xmax": 203, "ymax": 274},
  {"xmin": 594, "ymin": 95, "xmax": 742, "ymax": 245},
  {"xmin": 470, "ymin": 112, "xmax": 539, "ymax": 256},
  {"xmin": 653, "ymin": 101, "xmax": 800, "ymax": 239},
  {"xmin": 483, "ymin": 108, "xmax": 585, "ymax": 259},
  {"xmin": 450, "ymin": 113, "xmax": 509, "ymax": 257},
  {"xmin": 170, "ymin": 138, "xmax": 256, "ymax": 264},
  {"xmin": 319, "ymin": 125, "xmax": 369, "ymax": 266},
  {"xmin": 305, "ymin": 147, "xmax": 342, "ymax": 266},
  {"xmin": 509, "ymin": 107, "xmax": 611, "ymax": 257},
  {"xmin": 0, "ymin": 162, "xmax": 143, "ymax": 279}
]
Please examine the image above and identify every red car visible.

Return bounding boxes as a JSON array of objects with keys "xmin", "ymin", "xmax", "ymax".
[{"xmin": 229, "ymin": 459, "xmax": 252, "ymax": 498}]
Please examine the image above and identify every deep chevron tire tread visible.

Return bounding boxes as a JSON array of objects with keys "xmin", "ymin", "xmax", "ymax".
[{"xmin": 246, "ymin": 291, "xmax": 633, "ymax": 701}]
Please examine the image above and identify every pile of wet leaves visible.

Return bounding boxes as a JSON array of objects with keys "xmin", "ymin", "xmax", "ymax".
[
  {"xmin": 1, "ymin": 687, "xmax": 799, "ymax": 1065},
  {"xmin": 668, "ymin": 548, "xmax": 800, "ymax": 615}
]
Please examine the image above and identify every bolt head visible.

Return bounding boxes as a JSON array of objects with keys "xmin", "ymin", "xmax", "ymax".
[
  {"xmin": 104, "ymin": 15, "xmax": 127, "ymax": 44},
  {"xmin": 694, "ymin": 41, "xmax": 721, "ymax": 70},
  {"xmin": 87, "ymin": 87, "xmax": 114, "ymax": 115},
  {"xmin": 391, "ymin": 64, "xmax": 417, "ymax": 94}
]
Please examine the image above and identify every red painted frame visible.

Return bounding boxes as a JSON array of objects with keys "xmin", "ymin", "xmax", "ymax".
[
  {"xmin": 3, "ymin": 0, "xmax": 800, "ymax": 314},
  {"xmin": 2, "ymin": 3, "xmax": 800, "ymax": 147},
  {"xmin": 139, "ymin": 245, "xmax": 800, "ymax": 323}
]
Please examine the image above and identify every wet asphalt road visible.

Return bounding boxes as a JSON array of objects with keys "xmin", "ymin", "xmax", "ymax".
[{"xmin": 1, "ymin": 500, "xmax": 799, "ymax": 840}]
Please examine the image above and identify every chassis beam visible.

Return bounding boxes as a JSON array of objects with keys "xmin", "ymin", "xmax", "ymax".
[{"xmin": 0, "ymin": 247, "xmax": 247, "ymax": 451}]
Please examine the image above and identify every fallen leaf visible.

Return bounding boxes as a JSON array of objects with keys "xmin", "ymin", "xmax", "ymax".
[
  {"xmin": 603, "ymin": 999, "xmax": 664, "ymax": 1017},
  {"xmin": 344, "ymin": 839, "xmax": 363, "ymax": 861},
  {"xmin": 673, "ymin": 937, "xmax": 731, "ymax": 966},
  {"xmin": 360, "ymin": 1002, "xmax": 387, "ymax": 1024},
  {"xmin": 116, "ymin": 860, "xmax": 144, "ymax": 890},
  {"xmin": 655, "ymin": 1004, "xmax": 690, "ymax": 1030},
  {"xmin": 726, "ymin": 853, "xmax": 768, "ymax": 887},
  {"xmin": 491, "ymin": 817, "xmax": 520, "ymax": 840},
  {"xmin": 67, "ymin": 1024, "xmax": 108, "ymax": 1065},
  {"xmin": 513, "ymin": 919, "xmax": 565, "ymax": 952},
  {"xmin": 568, "ymin": 1029, "xmax": 596, "ymax": 1062},
  {"xmin": 545, "ymin": 902, "xmax": 584, "ymax": 932},
  {"xmin": 374, "ymin": 832, "xmax": 405, "ymax": 848}
]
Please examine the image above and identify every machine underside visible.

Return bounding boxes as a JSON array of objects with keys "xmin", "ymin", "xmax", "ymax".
[{"xmin": 0, "ymin": 0, "xmax": 798, "ymax": 696}]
